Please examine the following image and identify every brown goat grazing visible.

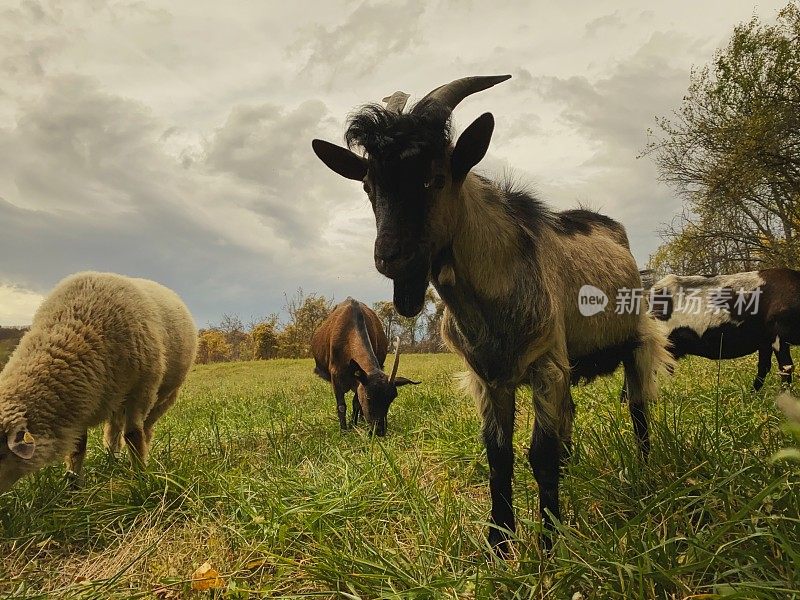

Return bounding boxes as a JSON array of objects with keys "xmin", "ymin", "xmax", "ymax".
[
  {"xmin": 312, "ymin": 75, "xmax": 673, "ymax": 554},
  {"xmin": 311, "ymin": 298, "xmax": 419, "ymax": 436}
]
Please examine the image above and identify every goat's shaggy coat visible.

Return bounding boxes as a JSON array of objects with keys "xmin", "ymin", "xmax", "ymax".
[
  {"xmin": 311, "ymin": 298, "xmax": 418, "ymax": 435},
  {"xmin": 0, "ymin": 272, "xmax": 197, "ymax": 492},
  {"xmin": 651, "ymin": 268, "xmax": 800, "ymax": 389},
  {"xmin": 312, "ymin": 74, "xmax": 674, "ymax": 553}
]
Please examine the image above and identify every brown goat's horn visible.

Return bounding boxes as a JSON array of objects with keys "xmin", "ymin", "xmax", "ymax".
[
  {"xmin": 389, "ymin": 336, "xmax": 401, "ymax": 384},
  {"xmin": 383, "ymin": 91, "xmax": 410, "ymax": 113},
  {"xmin": 420, "ymin": 74, "xmax": 512, "ymax": 111}
]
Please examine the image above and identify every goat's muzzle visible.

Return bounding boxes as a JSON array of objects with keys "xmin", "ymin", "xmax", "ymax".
[
  {"xmin": 375, "ymin": 253, "xmax": 422, "ymax": 279},
  {"xmin": 393, "ymin": 271, "xmax": 430, "ymax": 317}
]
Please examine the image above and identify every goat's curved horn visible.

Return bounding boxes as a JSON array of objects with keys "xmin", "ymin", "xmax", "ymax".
[
  {"xmin": 383, "ymin": 91, "xmax": 410, "ymax": 113},
  {"xmin": 420, "ymin": 74, "xmax": 512, "ymax": 112},
  {"xmin": 389, "ymin": 336, "xmax": 401, "ymax": 384}
]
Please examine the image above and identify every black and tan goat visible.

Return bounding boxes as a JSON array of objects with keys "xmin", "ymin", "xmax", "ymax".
[
  {"xmin": 311, "ymin": 298, "xmax": 419, "ymax": 435},
  {"xmin": 649, "ymin": 268, "xmax": 800, "ymax": 390},
  {"xmin": 313, "ymin": 75, "xmax": 673, "ymax": 554}
]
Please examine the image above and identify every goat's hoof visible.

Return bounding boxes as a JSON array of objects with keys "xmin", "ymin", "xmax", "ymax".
[
  {"xmin": 64, "ymin": 470, "xmax": 83, "ymax": 490},
  {"xmin": 538, "ymin": 532, "xmax": 555, "ymax": 555},
  {"xmin": 487, "ymin": 528, "xmax": 512, "ymax": 559}
]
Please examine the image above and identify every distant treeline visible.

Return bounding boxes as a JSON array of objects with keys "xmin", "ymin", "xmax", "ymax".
[
  {"xmin": 0, "ymin": 327, "xmax": 28, "ymax": 368},
  {"xmin": 0, "ymin": 326, "xmax": 28, "ymax": 342},
  {"xmin": 196, "ymin": 289, "xmax": 446, "ymax": 364},
  {"xmin": 0, "ymin": 293, "xmax": 446, "ymax": 369}
]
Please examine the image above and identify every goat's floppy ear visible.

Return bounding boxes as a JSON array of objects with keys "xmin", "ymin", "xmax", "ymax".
[
  {"xmin": 349, "ymin": 358, "xmax": 369, "ymax": 384},
  {"xmin": 7, "ymin": 425, "xmax": 35, "ymax": 460},
  {"xmin": 393, "ymin": 376, "xmax": 421, "ymax": 387},
  {"xmin": 312, "ymin": 139, "xmax": 368, "ymax": 181},
  {"xmin": 451, "ymin": 112, "xmax": 495, "ymax": 181}
]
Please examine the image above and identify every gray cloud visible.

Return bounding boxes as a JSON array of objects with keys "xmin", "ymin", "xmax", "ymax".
[
  {"xmin": 539, "ymin": 32, "xmax": 698, "ymax": 149},
  {"xmin": 584, "ymin": 11, "xmax": 625, "ymax": 38},
  {"xmin": 0, "ymin": 1, "xmax": 67, "ymax": 81},
  {"xmin": 0, "ymin": 0, "xmax": 787, "ymax": 324},
  {"xmin": 201, "ymin": 99, "xmax": 337, "ymax": 244},
  {"xmin": 291, "ymin": 0, "xmax": 427, "ymax": 86},
  {"xmin": 0, "ymin": 73, "xmax": 387, "ymax": 325},
  {"xmin": 531, "ymin": 31, "xmax": 702, "ymax": 263}
]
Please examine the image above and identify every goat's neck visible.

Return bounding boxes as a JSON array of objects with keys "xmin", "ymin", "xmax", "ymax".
[
  {"xmin": 444, "ymin": 174, "xmax": 521, "ymax": 299},
  {"xmin": 348, "ymin": 326, "xmax": 381, "ymax": 374}
]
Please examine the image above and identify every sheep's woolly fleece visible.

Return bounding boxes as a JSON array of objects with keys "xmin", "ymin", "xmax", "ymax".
[{"xmin": 0, "ymin": 272, "xmax": 197, "ymax": 489}]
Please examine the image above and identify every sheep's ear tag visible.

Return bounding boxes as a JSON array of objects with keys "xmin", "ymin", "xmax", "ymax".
[{"xmin": 9, "ymin": 428, "xmax": 35, "ymax": 460}]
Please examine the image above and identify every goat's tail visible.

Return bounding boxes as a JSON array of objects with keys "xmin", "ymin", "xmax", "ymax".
[{"xmin": 628, "ymin": 314, "xmax": 676, "ymax": 406}]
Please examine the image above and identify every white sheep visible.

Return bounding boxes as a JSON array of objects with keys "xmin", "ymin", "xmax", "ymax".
[{"xmin": 0, "ymin": 272, "xmax": 197, "ymax": 492}]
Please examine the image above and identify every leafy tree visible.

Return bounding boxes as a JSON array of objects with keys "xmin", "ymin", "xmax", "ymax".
[
  {"xmin": 277, "ymin": 289, "xmax": 333, "ymax": 358},
  {"xmin": 196, "ymin": 329, "xmax": 232, "ymax": 364},
  {"xmin": 647, "ymin": 2, "xmax": 800, "ymax": 273},
  {"xmin": 373, "ymin": 288, "xmax": 444, "ymax": 352},
  {"xmin": 417, "ymin": 291, "xmax": 446, "ymax": 352},
  {"xmin": 216, "ymin": 313, "xmax": 250, "ymax": 361},
  {"xmin": 372, "ymin": 300, "xmax": 398, "ymax": 339},
  {"xmin": 250, "ymin": 315, "xmax": 280, "ymax": 360}
]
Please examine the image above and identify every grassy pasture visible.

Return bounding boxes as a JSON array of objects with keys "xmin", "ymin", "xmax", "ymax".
[{"xmin": 0, "ymin": 352, "xmax": 797, "ymax": 599}]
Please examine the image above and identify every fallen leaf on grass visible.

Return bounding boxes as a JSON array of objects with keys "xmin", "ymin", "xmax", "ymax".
[{"xmin": 191, "ymin": 562, "xmax": 225, "ymax": 591}]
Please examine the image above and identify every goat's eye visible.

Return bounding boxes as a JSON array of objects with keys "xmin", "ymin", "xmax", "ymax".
[{"xmin": 425, "ymin": 174, "xmax": 445, "ymax": 190}]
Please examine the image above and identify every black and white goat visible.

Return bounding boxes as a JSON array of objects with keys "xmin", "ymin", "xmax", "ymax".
[
  {"xmin": 312, "ymin": 75, "xmax": 673, "ymax": 554},
  {"xmin": 649, "ymin": 268, "xmax": 800, "ymax": 390}
]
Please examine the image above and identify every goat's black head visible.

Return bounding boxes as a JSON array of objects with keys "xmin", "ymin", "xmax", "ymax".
[
  {"xmin": 349, "ymin": 338, "xmax": 419, "ymax": 436},
  {"xmin": 313, "ymin": 75, "xmax": 511, "ymax": 317}
]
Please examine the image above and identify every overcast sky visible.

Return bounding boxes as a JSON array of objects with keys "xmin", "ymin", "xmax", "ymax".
[{"xmin": 0, "ymin": 0, "xmax": 786, "ymax": 326}]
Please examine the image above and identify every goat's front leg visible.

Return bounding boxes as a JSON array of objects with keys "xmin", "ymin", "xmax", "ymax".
[
  {"xmin": 351, "ymin": 392, "xmax": 361, "ymax": 426},
  {"xmin": 753, "ymin": 343, "xmax": 773, "ymax": 391},
  {"xmin": 529, "ymin": 422, "xmax": 561, "ymax": 552},
  {"xmin": 529, "ymin": 355, "xmax": 571, "ymax": 552},
  {"xmin": 332, "ymin": 382, "xmax": 349, "ymax": 431},
  {"xmin": 476, "ymin": 379, "xmax": 516, "ymax": 557}
]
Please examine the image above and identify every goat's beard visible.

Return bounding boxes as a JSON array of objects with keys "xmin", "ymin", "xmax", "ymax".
[{"xmin": 393, "ymin": 265, "xmax": 430, "ymax": 317}]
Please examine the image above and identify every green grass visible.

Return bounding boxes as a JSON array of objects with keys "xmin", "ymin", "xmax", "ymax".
[{"xmin": 0, "ymin": 353, "xmax": 797, "ymax": 599}]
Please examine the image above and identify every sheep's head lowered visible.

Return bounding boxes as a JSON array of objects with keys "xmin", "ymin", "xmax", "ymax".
[
  {"xmin": 0, "ymin": 422, "xmax": 39, "ymax": 493},
  {"xmin": 312, "ymin": 75, "xmax": 511, "ymax": 316}
]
